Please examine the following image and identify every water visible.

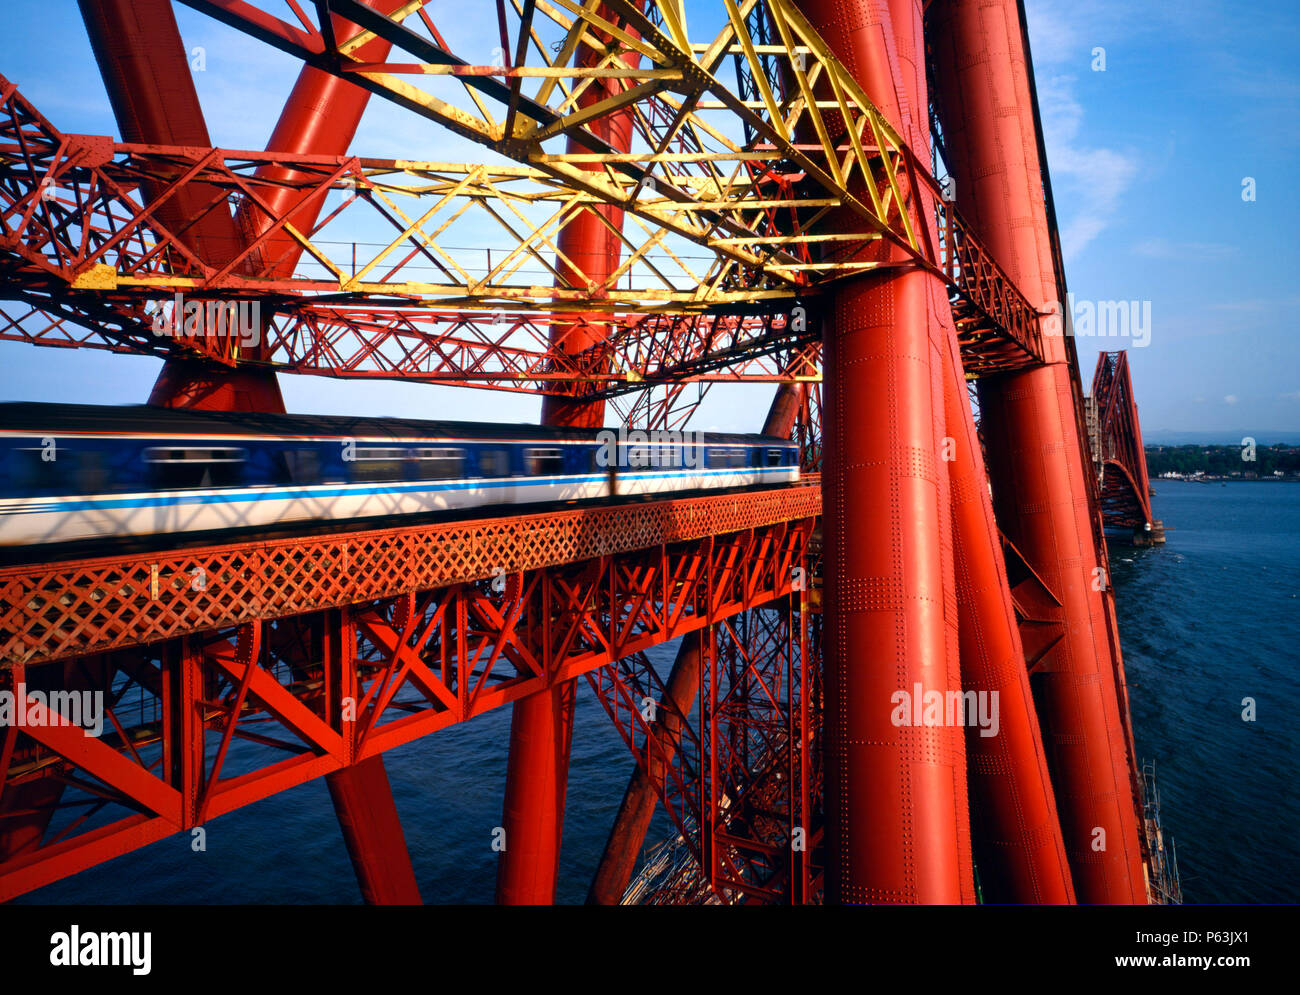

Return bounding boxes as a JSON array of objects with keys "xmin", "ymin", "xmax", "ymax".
[
  {"xmin": 15, "ymin": 482, "xmax": 1298, "ymax": 904},
  {"xmin": 15, "ymin": 641, "xmax": 679, "ymax": 905},
  {"xmin": 1111, "ymin": 480, "xmax": 1300, "ymax": 904}
]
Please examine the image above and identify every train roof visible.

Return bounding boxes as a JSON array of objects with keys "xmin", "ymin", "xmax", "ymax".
[{"xmin": 0, "ymin": 402, "xmax": 792, "ymax": 446}]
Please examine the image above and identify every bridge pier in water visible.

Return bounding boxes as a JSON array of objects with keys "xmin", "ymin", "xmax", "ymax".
[
  {"xmin": 327, "ymin": 756, "xmax": 423, "ymax": 905},
  {"xmin": 1134, "ymin": 521, "xmax": 1167, "ymax": 546}
]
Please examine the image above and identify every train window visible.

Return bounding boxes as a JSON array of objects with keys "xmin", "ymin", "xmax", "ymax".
[
  {"xmin": 658, "ymin": 446, "xmax": 686, "ymax": 468},
  {"xmin": 144, "ymin": 447, "xmax": 247, "ymax": 463},
  {"xmin": 349, "ymin": 447, "xmax": 404, "ymax": 483},
  {"xmin": 411, "ymin": 447, "xmax": 465, "ymax": 480},
  {"xmin": 352, "ymin": 447, "xmax": 405, "ymax": 461},
  {"xmin": 526, "ymin": 447, "xmax": 565, "ymax": 476},
  {"xmin": 766, "ymin": 448, "xmax": 785, "ymax": 467},
  {"xmin": 282, "ymin": 448, "xmax": 322, "ymax": 485},
  {"xmin": 12, "ymin": 449, "xmax": 125, "ymax": 495},
  {"xmin": 625, "ymin": 446, "xmax": 685, "ymax": 469},
  {"xmin": 144, "ymin": 447, "xmax": 246, "ymax": 489},
  {"xmin": 707, "ymin": 448, "xmax": 746, "ymax": 469},
  {"xmin": 478, "ymin": 448, "xmax": 510, "ymax": 478}
]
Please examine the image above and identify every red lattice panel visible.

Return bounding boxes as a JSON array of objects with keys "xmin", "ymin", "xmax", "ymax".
[{"xmin": 2, "ymin": 485, "xmax": 821, "ymax": 666}]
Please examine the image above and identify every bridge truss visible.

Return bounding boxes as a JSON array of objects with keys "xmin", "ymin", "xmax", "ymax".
[
  {"xmin": 1089, "ymin": 351, "xmax": 1160, "ymax": 541},
  {"xmin": 0, "ymin": 0, "xmax": 1166, "ymax": 904}
]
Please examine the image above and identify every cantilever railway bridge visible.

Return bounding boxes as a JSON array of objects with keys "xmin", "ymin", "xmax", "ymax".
[{"xmin": 0, "ymin": 0, "xmax": 1169, "ymax": 904}]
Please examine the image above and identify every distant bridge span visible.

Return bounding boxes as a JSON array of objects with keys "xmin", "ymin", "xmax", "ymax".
[{"xmin": 1088, "ymin": 351, "xmax": 1162, "ymax": 543}]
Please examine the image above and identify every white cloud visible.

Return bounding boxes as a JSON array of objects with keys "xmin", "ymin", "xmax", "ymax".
[
  {"xmin": 1025, "ymin": 1, "xmax": 1141, "ymax": 260},
  {"xmin": 1035, "ymin": 74, "xmax": 1138, "ymax": 260}
]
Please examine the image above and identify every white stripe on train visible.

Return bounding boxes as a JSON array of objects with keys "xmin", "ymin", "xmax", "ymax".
[{"xmin": 0, "ymin": 467, "xmax": 799, "ymax": 546}]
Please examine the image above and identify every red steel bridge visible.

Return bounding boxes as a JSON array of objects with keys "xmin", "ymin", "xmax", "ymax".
[
  {"xmin": 1089, "ymin": 351, "xmax": 1162, "ymax": 545},
  {"xmin": 0, "ymin": 0, "xmax": 1169, "ymax": 904}
]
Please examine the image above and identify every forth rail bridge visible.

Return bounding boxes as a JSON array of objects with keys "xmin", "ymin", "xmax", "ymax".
[{"xmin": 0, "ymin": 0, "xmax": 1176, "ymax": 904}]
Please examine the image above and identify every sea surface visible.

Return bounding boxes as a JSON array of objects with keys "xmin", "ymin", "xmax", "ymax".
[
  {"xmin": 1111, "ymin": 480, "xmax": 1299, "ymax": 904},
  {"xmin": 16, "ymin": 480, "xmax": 1298, "ymax": 904}
]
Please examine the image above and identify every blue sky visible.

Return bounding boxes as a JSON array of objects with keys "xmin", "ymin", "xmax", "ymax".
[
  {"xmin": 1023, "ymin": 0, "xmax": 1300, "ymax": 441},
  {"xmin": 0, "ymin": 0, "xmax": 1296, "ymax": 441}
]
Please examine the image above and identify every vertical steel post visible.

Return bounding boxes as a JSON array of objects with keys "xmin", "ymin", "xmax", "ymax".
[
  {"xmin": 496, "ymin": 679, "xmax": 577, "ymax": 904},
  {"xmin": 537, "ymin": 5, "xmax": 644, "ymax": 429}
]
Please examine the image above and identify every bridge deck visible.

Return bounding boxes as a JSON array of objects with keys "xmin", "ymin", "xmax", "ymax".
[{"xmin": 2, "ymin": 482, "xmax": 821, "ymax": 667}]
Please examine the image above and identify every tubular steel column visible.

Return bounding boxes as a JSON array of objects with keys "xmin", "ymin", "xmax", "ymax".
[
  {"xmin": 326, "ymin": 756, "xmax": 422, "ymax": 905},
  {"xmin": 799, "ymin": 0, "xmax": 973, "ymax": 905},
  {"xmin": 941, "ymin": 332, "xmax": 1075, "ymax": 904},
  {"xmin": 77, "ymin": 0, "xmax": 244, "ymax": 265},
  {"xmin": 79, "ymin": 0, "xmax": 284, "ymax": 411},
  {"xmin": 538, "ymin": 1, "xmax": 644, "ymax": 429},
  {"xmin": 82, "ymin": 0, "xmax": 408, "ymax": 412},
  {"xmin": 497, "ymin": 3, "xmax": 644, "ymax": 905},
  {"xmin": 151, "ymin": 0, "xmax": 410, "ymax": 409},
  {"xmin": 928, "ymin": 0, "xmax": 1146, "ymax": 902},
  {"xmin": 496, "ymin": 680, "xmax": 577, "ymax": 904}
]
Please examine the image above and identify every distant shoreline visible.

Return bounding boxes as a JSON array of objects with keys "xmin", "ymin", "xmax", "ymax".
[
  {"xmin": 1156, "ymin": 476, "xmax": 1299, "ymax": 483},
  {"xmin": 1146, "ymin": 443, "xmax": 1299, "ymax": 482}
]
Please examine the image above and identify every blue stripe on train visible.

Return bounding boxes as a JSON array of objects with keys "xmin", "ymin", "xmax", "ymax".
[{"xmin": 15, "ymin": 466, "xmax": 795, "ymax": 514}]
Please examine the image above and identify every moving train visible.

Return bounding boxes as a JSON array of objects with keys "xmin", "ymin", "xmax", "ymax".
[{"xmin": 0, "ymin": 403, "xmax": 800, "ymax": 548}]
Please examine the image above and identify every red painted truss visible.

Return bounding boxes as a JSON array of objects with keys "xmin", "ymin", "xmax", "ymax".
[
  {"xmin": 588, "ymin": 593, "xmax": 822, "ymax": 904},
  {"xmin": 0, "ymin": 73, "xmax": 1044, "ymax": 392},
  {"xmin": 0, "ymin": 489, "xmax": 818, "ymax": 900},
  {"xmin": 2, "ymin": 483, "xmax": 821, "ymax": 667},
  {"xmin": 1090, "ymin": 351, "xmax": 1155, "ymax": 532}
]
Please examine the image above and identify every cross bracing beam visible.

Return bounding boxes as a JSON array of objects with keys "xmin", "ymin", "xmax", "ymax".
[{"xmin": 1, "ymin": 0, "xmax": 1047, "ymax": 379}]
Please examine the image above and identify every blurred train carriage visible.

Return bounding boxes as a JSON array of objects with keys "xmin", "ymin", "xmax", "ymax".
[{"xmin": 0, "ymin": 403, "xmax": 799, "ymax": 548}]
